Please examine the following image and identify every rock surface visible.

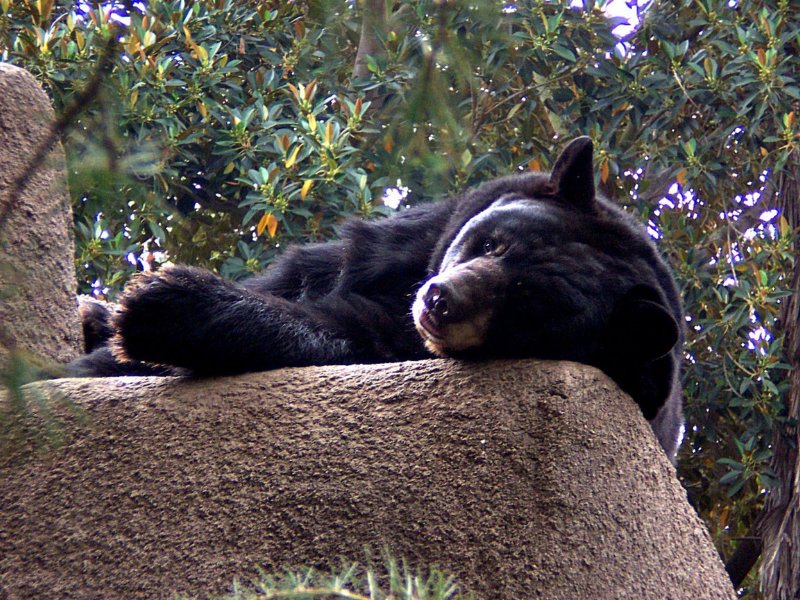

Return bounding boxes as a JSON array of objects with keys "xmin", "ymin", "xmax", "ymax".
[
  {"xmin": 0, "ymin": 359, "xmax": 735, "ymax": 599},
  {"xmin": 0, "ymin": 63, "xmax": 82, "ymax": 364}
]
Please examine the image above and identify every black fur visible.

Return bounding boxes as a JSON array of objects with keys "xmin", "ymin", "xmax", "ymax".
[
  {"xmin": 78, "ymin": 297, "xmax": 115, "ymax": 353},
  {"xmin": 69, "ymin": 138, "xmax": 684, "ymax": 459}
]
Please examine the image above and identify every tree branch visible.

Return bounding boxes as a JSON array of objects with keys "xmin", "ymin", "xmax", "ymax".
[
  {"xmin": 760, "ymin": 155, "xmax": 800, "ymax": 599},
  {"xmin": 352, "ymin": 0, "xmax": 386, "ymax": 80},
  {"xmin": 724, "ymin": 520, "xmax": 763, "ymax": 589}
]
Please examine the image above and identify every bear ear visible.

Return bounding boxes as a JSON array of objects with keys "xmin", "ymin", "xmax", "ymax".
[
  {"xmin": 606, "ymin": 285, "xmax": 679, "ymax": 362},
  {"xmin": 549, "ymin": 136, "xmax": 596, "ymax": 211}
]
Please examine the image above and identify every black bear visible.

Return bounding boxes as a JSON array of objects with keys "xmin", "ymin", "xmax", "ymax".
[{"xmin": 69, "ymin": 137, "xmax": 684, "ymax": 459}]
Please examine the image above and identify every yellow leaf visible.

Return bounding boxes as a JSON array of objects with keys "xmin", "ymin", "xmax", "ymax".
[
  {"xmin": 287, "ymin": 83, "xmax": 300, "ymax": 103},
  {"xmin": 676, "ymin": 169, "xmax": 687, "ymax": 186},
  {"xmin": 528, "ymin": 158, "xmax": 541, "ymax": 172},
  {"xmin": 197, "ymin": 101, "xmax": 208, "ymax": 119},
  {"xmin": 787, "ymin": 111, "xmax": 795, "ymax": 129},
  {"xmin": 600, "ymin": 159, "xmax": 610, "ymax": 184},
  {"xmin": 307, "ymin": 112, "xmax": 317, "ymax": 133},
  {"xmin": 223, "ymin": 162, "xmax": 235, "ymax": 175},
  {"xmin": 126, "ymin": 35, "xmax": 139, "ymax": 55},
  {"xmin": 301, "ymin": 179, "xmax": 314, "ymax": 200},
  {"xmin": 36, "ymin": 0, "xmax": 54, "ymax": 21},
  {"xmin": 779, "ymin": 215, "xmax": 790, "ymax": 238},
  {"xmin": 305, "ymin": 79, "xmax": 317, "ymax": 101},
  {"xmin": 719, "ymin": 505, "xmax": 729, "ymax": 529},
  {"xmin": 256, "ymin": 212, "xmax": 270, "ymax": 236},
  {"xmin": 461, "ymin": 148, "xmax": 472, "ymax": 168},
  {"xmin": 257, "ymin": 213, "xmax": 279, "ymax": 238},
  {"xmin": 760, "ymin": 147, "xmax": 769, "ymax": 157},
  {"xmin": 325, "ymin": 121, "xmax": 335, "ymax": 146},
  {"xmin": 130, "ymin": 88, "xmax": 139, "ymax": 108},
  {"xmin": 285, "ymin": 145, "xmax": 302, "ymax": 168},
  {"xmin": 266, "ymin": 213, "xmax": 279, "ymax": 238}
]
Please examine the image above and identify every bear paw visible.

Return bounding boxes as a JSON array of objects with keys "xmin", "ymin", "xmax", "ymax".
[{"xmin": 111, "ymin": 265, "xmax": 241, "ymax": 368}]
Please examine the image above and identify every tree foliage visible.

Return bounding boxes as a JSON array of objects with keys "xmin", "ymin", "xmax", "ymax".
[{"xmin": 2, "ymin": 0, "xmax": 799, "ymax": 595}]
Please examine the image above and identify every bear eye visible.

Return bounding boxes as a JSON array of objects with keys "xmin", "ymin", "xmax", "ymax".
[{"xmin": 482, "ymin": 237, "xmax": 505, "ymax": 256}]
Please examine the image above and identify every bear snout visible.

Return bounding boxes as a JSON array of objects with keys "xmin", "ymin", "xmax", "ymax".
[
  {"xmin": 418, "ymin": 276, "xmax": 475, "ymax": 325},
  {"xmin": 412, "ymin": 259, "xmax": 502, "ymax": 354},
  {"xmin": 423, "ymin": 282, "xmax": 450, "ymax": 322}
]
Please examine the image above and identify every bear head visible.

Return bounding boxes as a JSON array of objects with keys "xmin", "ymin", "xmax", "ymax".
[{"xmin": 412, "ymin": 137, "xmax": 682, "ymax": 419}]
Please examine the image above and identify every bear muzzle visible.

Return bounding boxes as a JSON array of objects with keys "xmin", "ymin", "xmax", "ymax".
[{"xmin": 412, "ymin": 260, "xmax": 500, "ymax": 355}]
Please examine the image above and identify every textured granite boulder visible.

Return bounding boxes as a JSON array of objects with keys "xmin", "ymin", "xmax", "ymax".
[
  {"xmin": 0, "ymin": 359, "xmax": 735, "ymax": 599},
  {"xmin": 0, "ymin": 63, "xmax": 82, "ymax": 365}
]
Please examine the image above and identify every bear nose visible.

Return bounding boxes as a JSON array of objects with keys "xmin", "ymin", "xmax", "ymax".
[{"xmin": 424, "ymin": 283, "xmax": 450, "ymax": 320}]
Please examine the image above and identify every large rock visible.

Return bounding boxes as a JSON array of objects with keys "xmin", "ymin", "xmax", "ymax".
[
  {"xmin": 0, "ymin": 359, "xmax": 735, "ymax": 599},
  {"xmin": 0, "ymin": 63, "xmax": 82, "ymax": 364}
]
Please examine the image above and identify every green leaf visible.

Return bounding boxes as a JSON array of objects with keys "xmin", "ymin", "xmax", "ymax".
[
  {"xmin": 726, "ymin": 478, "xmax": 747, "ymax": 497},
  {"xmin": 551, "ymin": 44, "xmax": 576, "ymax": 62}
]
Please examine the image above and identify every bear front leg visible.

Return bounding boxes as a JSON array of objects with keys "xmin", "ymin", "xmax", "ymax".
[{"xmin": 112, "ymin": 265, "xmax": 355, "ymax": 375}]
